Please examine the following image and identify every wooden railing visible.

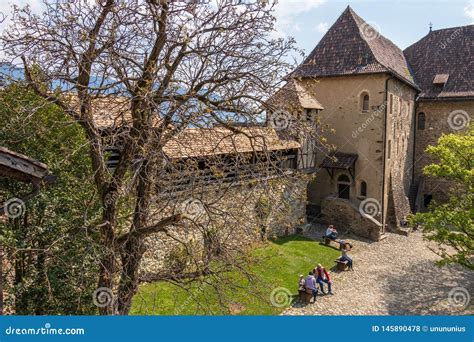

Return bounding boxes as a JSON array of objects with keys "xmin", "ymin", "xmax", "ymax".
[{"xmin": 157, "ymin": 155, "xmax": 297, "ymax": 196}]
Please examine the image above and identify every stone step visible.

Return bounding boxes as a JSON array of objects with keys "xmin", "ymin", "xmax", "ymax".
[{"xmin": 396, "ymin": 226, "xmax": 412, "ymax": 236}]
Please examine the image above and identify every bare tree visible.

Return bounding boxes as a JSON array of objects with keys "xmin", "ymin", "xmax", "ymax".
[{"xmin": 1, "ymin": 0, "xmax": 307, "ymax": 315}]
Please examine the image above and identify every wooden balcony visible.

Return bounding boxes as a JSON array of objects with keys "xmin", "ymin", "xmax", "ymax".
[{"xmin": 157, "ymin": 155, "xmax": 297, "ymax": 197}]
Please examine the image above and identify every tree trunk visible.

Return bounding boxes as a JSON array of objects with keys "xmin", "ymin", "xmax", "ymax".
[
  {"xmin": 34, "ymin": 248, "xmax": 46, "ymax": 315},
  {"xmin": 117, "ymin": 236, "xmax": 145, "ymax": 315},
  {"xmin": 97, "ymin": 201, "xmax": 118, "ymax": 315},
  {"xmin": 14, "ymin": 216, "xmax": 27, "ymax": 314},
  {"xmin": 116, "ymin": 159, "xmax": 153, "ymax": 315},
  {"xmin": 0, "ymin": 245, "xmax": 4, "ymax": 315}
]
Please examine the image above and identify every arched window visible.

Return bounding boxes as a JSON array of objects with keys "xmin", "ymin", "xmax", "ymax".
[
  {"xmin": 418, "ymin": 112, "xmax": 426, "ymax": 130},
  {"xmin": 360, "ymin": 92, "xmax": 370, "ymax": 112},
  {"xmin": 360, "ymin": 181, "xmax": 367, "ymax": 197},
  {"xmin": 337, "ymin": 174, "xmax": 351, "ymax": 199}
]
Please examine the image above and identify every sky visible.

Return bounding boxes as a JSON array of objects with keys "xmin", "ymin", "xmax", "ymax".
[
  {"xmin": 0, "ymin": 0, "xmax": 473, "ymax": 57},
  {"xmin": 272, "ymin": 0, "xmax": 474, "ymax": 53}
]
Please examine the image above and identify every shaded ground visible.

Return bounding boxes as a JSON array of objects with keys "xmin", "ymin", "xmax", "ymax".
[{"xmin": 283, "ymin": 226, "xmax": 473, "ymax": 315}]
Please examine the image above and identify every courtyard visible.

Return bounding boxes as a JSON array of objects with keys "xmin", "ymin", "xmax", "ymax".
[
  {"xmin": 285, "ymin": 226, "xmax": 473, "ymax": 316},
  {"xmin": 130, "ymin": 225, "xmax": 473, "ymax": 316}
]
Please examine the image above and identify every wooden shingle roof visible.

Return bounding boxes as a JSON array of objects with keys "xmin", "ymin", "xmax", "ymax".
[
  {"xmin": 86, "ymin": 96, "xmax": 300, "ymax": 158},
  {"xmin": 163, "ymin": 126, "xmax": 300, "ymax": 159},
  {"xmin": 320, "ymin": 152, "xmax": 358, "ymax": 169},
  {"xmin": 268, "ymin": 79, "xmax": 323, "ymax": 111},
  {"xmin": 292, "ymin": 6, "xmax": 416, "ymax": 88},
  {"xmin": 0, "ymin": 146, "xmax": 49, "ymax": 184},
  {"xmin": 404, "ymin": 25, "xmax": 474, "ymax": 99}
]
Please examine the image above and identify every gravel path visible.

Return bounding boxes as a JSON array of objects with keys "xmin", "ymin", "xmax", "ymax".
[{"xmin": 283, "ymin": 226, "xmax": 473, "ymax": 316}]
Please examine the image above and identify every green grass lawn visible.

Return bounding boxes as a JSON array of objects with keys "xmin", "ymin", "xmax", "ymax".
[{"xmin": 131, "ymin": 235, "xmax": 340, "ymax": 315}]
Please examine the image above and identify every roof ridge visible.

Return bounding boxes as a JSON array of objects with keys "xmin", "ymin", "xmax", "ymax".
[
  {"xmin": 347, "ymin": 7, "xmax": 416, "ymax": 84},
  {"xmin": 405, "ymin": 25, "xmax": 474, "ymax": 52},
  {"xmin": 430, "ymin": 24, "xmax": 474, "ymax": 32},
  {"xmin": 403, "ymin": 24, "xmax": 473, "ymax": 99},
  {"xmin": 297, "ymin": 6, "xmax": 379, "ymax": 70},
  {"xmin": 292, "ymin": 6, "xmax": 416, "ymax": 87},
  {"xmin": 348, "ymin": 8, "xmax": 417, "ymax": 86}
]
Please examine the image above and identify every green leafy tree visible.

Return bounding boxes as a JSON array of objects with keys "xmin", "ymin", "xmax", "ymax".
[
  {"xmin": 411, "ymin": 125, "xmax": 473, "ymax": 270},
  {"xmin": 0, "ymin": 84, "xmax": 101, "ymax": 314}
]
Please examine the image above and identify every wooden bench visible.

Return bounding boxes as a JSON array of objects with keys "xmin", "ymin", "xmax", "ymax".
[
  {"xmin": 299, "ymin": 288, "xmax": 313, "ymax": 304},
  {"xmin": 335, "ymin": 258, "xmax": 349, "ymax": 271},
  {"xmin": 323, "ymin": 237, "xmax": 346, "ymax": 250}
]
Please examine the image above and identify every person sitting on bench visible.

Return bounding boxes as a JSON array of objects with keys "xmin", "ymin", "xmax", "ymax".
[
  {"xmin": 314, "ymin": 264, "xmax": 333, "ymax": 295},
  {"xmin": 298, "ymin": 274, "xmax": 306, "ymax": 291},
  {"xmin": 325, "ymin": 225, "xmax": 338, "ymax": 240},
  {"xmin": 337, "ymin": 239, "xmax": 353, "ymax": 250},
  {"xmin": 305, "ymin": 271, "xmax": 318, "ymax": 303},
  {"xmin": 340, "ymin": 247, "xmax": 353, "ymax": 270}
]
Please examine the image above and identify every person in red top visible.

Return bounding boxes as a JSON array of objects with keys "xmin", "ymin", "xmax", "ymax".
[{"xmin": 314, "ymin": 264, "xmax": 333, "ymax": 295}]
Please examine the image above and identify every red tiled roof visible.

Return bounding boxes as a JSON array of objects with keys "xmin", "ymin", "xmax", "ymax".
[
  {"xmin": 292, "ymin": 6, "xmax": 416, "ymax": 87},
  {"xmin": 404, "ymin": 25, "xmax": 474, "ymax": 99}
]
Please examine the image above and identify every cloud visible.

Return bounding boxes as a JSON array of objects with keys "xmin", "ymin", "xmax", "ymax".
[
  {"xmin": 465, "ymin": 0, "xmax": 474, "ymax": 23},
  {"xmin": 273, "ymin": 0, "xmax": 326, "ymax": 37},
  {"xmin": 274, "ymin": 0, "xmax": 326, "ymax": 17},
  {"xmin": 313, "ymin": 22, "xmax": 328, "ymax": 33}
]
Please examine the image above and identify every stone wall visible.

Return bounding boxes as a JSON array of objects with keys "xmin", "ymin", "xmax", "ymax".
[
  {"xmin": 303, "ymin": 74, "xmax": 417, "ymax": 236},
  {"xmin": 139, "ymin": 177, "xmax": 307, "ymax": 275},
  {"xmin": 388, "ymin": 174, "xmax": 411, "ymax": 231},
  {"xmin": 382, "ymin": 78, "xmax": 417, "ymax": 229},
  {"xmin": 304, "ymin": 74, "xmax": 387, "ymax": 208},
  {"xmin": 414, "ymin": 100, "xmax": 474, "ymax": 207},
  {"xmin": 320, "ymin": 196, "xmax": 382, "ymax": 241}
]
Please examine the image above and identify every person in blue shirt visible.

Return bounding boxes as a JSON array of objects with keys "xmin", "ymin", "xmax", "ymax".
[
  {"xmin": 325, "ymin": 225, "xmax": 338, "ymax": 240},
  {"xmin": 305, "ymin": 271, "xmax": 318, "ymax": 303}
]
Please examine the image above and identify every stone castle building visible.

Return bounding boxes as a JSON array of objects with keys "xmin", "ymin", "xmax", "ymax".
[{"xmin": 276, "ymin": 6, "xmax": 473, "ymax": 241}]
